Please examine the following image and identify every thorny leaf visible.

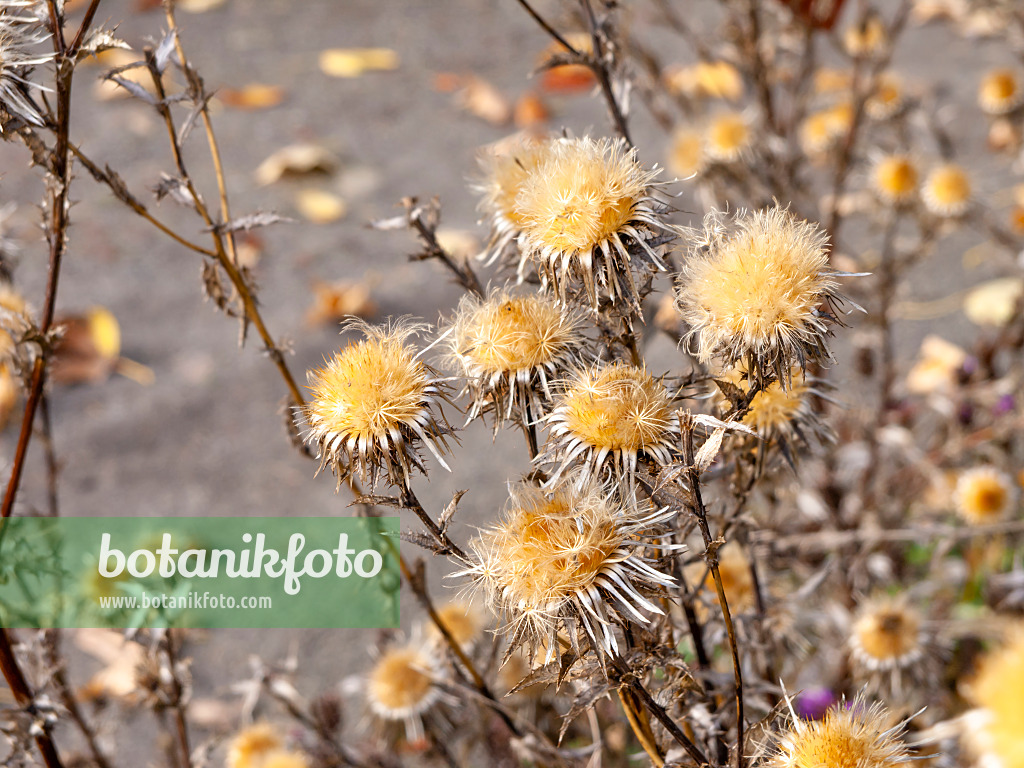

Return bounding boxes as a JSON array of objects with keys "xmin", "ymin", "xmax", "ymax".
[
  {"xmin": 714, "ymin": 377, "xmax": 746, "ymax": 410},
  {"xmin": 153, "ymin": 173, "xmax": 198, "ymax": 208},
  {"xmin": 201, "ymin": 261, "xmax": 239, "ymax": 318},
  {"xmin": 177, "ymin": 92, "xmax": 214, "ymax": 145},
  {"xmin": 439, "ymin": 489, "xmax": 467, "ymax": 534},
  {"xmin": 559, "ymin": 679, "xmax": 614, "ymax": 743},
  {"xmin": 350, "ymin": 494, "xmax": 402, "ymax": 509},
  {"xmin": 399, "ymin": 530, "xmax": 447, "ymax": 554},
  {"xmin": 693, "ymin": 426, "xmax": 725, "ymax": 472},
  {"xmin": 76, "ymin": 28, "xmax": 131, "ymax": 61},
  {"xmin": 691, "ymin": 413, "xmax": 757, "ymax": 437},
  {"xmin": 152, "ymin": 30, "xmax": 179, "ymax": 75},
  {"xmin": 210, "ymin": 212, "xmax": 293, "ymax": 234},
  {"xmin": 106, "ymin": 74, "xmax": 158, "ymax": 105},
  {"xmin": 318, "ymin": 48, "xmax": 400, "ymax": 78}
]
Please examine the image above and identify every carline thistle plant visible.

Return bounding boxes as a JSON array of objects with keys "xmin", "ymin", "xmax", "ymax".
[
  {"xmin": 303, "ymin": 318, "xmax": 453, "ymax": 489},
  {"xmin": 457, "ymin": 478, "xmax": 678, "ymax": 663}
]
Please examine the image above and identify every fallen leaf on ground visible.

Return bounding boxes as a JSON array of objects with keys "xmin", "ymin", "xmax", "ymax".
[
  {"xmin": 514, "ymin": 92, "xmax": 549, "ymax": 128},
  {"xmin": 538, "ymin": 33, "xmax": 595, "ymax": 93},
  {"xmin": 295, "ymin": 189, "xmax": 347, "ymax": 224},
  {"xmin": 963, "ymin": 277, "xmax": 1024, "ymax": 326},
  {"xmin": 75, "ymin": 629, "xmax": 146, "ymax": 700},
  {"xmin": 319, "ymin": 48, "xmax": 399, "ymax": 78},
  {"xmin": 255, "ymin": 143, "xmax": 339, "ymax": 185},
  {"xmin": 456, "ymin": 75, "xmax": 511, "ymax": 126},
  {"xmin": 218, "ymin": 83, "xmax": 285, "ymax": 110},
  {"xmin": 178, "ymin": 0, "xmax": 228, "ymax": 12},
  {"xmin": 306, "ymin": 279, "xmax": 377, "ymax": 326},
  {"xmin": 51, "ymin": 307, "xmax": 154, "ymax": 386}
]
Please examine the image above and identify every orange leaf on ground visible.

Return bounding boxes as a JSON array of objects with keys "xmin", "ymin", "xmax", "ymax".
[{"xmin": 218, "ymin": 83, "xmax": 285, "ymax": 110}]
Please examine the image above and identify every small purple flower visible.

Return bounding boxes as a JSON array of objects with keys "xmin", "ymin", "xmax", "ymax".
[
  {"xmin": 794, "ymin": 687, "xmax": 836, "ymax": 720},
  {"xmin": 958, "ymin": 402, "xmax": 974, "ymax": 426},
  {"xmin": 994, "ymin": 394, "xmax": 1015, "ymax": 416}
]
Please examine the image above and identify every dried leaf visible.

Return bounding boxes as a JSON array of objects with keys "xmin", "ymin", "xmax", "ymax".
[
  {"xmin": 153, "ymin": 173, "xmax": 198, "ymax": 208},
  {"xmin": 152, "ymin": 30, "xmax": 178, "ymax": 75},
  {"xmin": 318, "ymin": 48, "xmax": 399, "ymax": 78},
  {"xmin": 213, "ymin": 212, "xmax": 292, "ymax": 234},
  {"xmin": 75, "ymin": 629, "xmax": 146, "ymax": 699},
  {"xmin": 694, "ymin": 426, "xmax": 726, "ymax": 471},
  {"xmin": 218, "ymin": 83, "xmax": 285, "ymax": 110},
  {"xmin": 93, "ymin": 50, "xmax": 162, "ymax": 102},
  {"xmin": 255, "ymin": 143, "xmax": 339, "ymax": 185},
  {"xmin": 439, "ymin": 489, "xmax": 468, "ymax": 532},
  {"xmin": 963, "ymin": 277, "xmax": 1024, "ymax": 326},
  {"xmin": 541, "ymin": 64, "xmax": 595, "ymax": 93},
  {"xmin": 178, "ymin": 0, "xmax": 228, "ymax": 12},
  {"xmin": 295, "ymin": 189, "xmax": 347, "ymax": 224},
  {"xmin": 456, "ymin": 75, "xmax": 511, "ymax": 125},
  {"xmin": 76, "ymin": 28, "xmax": 131, "ymax": 61},
  {"xmin": 305, "ymin": 279, "xmax": 377, "ymax": 327},
  {"xmin": 514, "ymin": 91, "xmax": 549, "ymax": 128}
]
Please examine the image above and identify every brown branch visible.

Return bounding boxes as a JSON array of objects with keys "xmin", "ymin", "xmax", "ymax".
[
  {"xmin": 682, "ymin": 427, "xmax": 745, "ymax": 768},
  {"xmin": 0, "ymin": 630, "xmax": 64, "ymax": 768}
]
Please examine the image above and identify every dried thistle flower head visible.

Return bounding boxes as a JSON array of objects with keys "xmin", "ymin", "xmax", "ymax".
[
  {"xmin": 843, "ymin": 13, "xmax": 887, "ymax": 58},
  {"xmin": 426, "ymin": 600, "xmax": 487, "ymax": 652},
  {"xmin": 444, "ymin": 287, "xmax": 584, "ymax": 427},
  {"xmin": 922, "ymin": 164, "xmax": 972, "ymax": 218},
  {"xmin": 871, "ymin": 155, "xmax": 919, "ymax": 205},
  {"xmin": 770, "ymin": 694, "xmax": 914, "ymax": 768},
  {"xmin": 705, "ymin": 111, "xmax": 752, "ymax": 162},
  {"xmin": 963, "ymin": 629, "xmax": 1024, "ymax": 768},
  {"xmin": 717, "ymin": 365, "xmax": 823, "ymax": 446},
  {"xmin": 367, "ymin": 641, "xmax": 445, "ymax": 742},
  {"xmin": 667, "ymin": 127, "xmax": 706, "ymax": 178},
  {"xmin": 226, "ymin": 723, "xmax": 284, "ymax": 768},
  {"xmin": 541, "ymin": 362, "xmax": 679, "ymax": 486},
  {"xmin": 515, "ymin": 135, "xmax": 675, "ymax": 310},
  {"xmin": 676, "ymin": 206, "xmax": 845, "ymax": 386},
  {"xmin": 304, "ymin": 319, "xmax": 452, "ymax": 489},
  {"xmin": 459, "ymin": 479, "xmax": 676, "ymax": 659},
  {"xmin": 850, "ymin": 598, "xmax": 925, "ymax": 673},
  {"xmin": 475, "ymin": 138, "xmax": 549, "ymax": 267},
  {"xmin": 866, "ymin": 74, "xmax": 904, "ymax": 120},
  {"xmin": 954, "ymin": 467, "xmax": 1018, "ymax": 524},
  {"xmin": 260, "ymin": 752, "xmax": 309, "ymax": 768},
  {"xmin": 979, "ymin": 68, "xmax": 1022, "ymax": 115},
  {"xmin": 0, "ymin": 6, "xmax": 54, "ymax": 129},
  {"xmin": 800, "ymin": 102, "xmax": 853, "ymax": 155}
]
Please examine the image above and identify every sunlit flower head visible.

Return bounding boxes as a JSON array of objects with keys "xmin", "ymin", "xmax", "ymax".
[
  {"xmin": 871, "ymin": 155, "xmax": 918, "ymax": 205},
  {"xmin": 459, "ymin": 479, "xmax": 676, "ymax": 660},
  {"xmin": 717, "ymin": 365, "xmax": 823, "ymax": 447},
  {"xmin": 260, "ymin": 752, "xmax": 309, "ymax": 768},
  {"xmin": 847, "ymin": 598, "xmax": 929, "ymax": 684},
  {"xmin": 688, "ymin": 542, "xmax": 755, "ymax": 620},
  {"xmin": 515, "ymin": 135, "xmax": 675, "ymax": 310},
  {"xmin": 705, "ymin": 111, "xmax": 752, "ymax": 162},
  {"xmin": 801, "ymin": 102, "xmax": 854, "ymax": 155},
  {"xmin": 905, "ymin": 335, "xmax": 966, "ymax": 395},
  {"xmin": 676, "ymin": 206, "xmax": 845, "ymax": 387},
  {"xmin": 843, "ymin": 14, "xmax": 887, "ymax": 58},
  {"xmin": 866, "ymin": 73, "xmax": 904, "ymax": 121},
  {"xmin": 922, "ymin": 164, "xmax": 972, "ymax": 218},
  {"xmin": 770, "ymin": 694, "xmax": 914, "ymax": 768},
  {"xmin": 426, "ymin": 600, "xmax": 487, "ymax": 653},
  {"xmin": 963, "ymin": 629, "xmax": 1024, "ymax": 768},
  {"xmin": 540, "ymin": 362, "xmax": 679, "ymax": 487},
  {"xmin": 954, "ymin": 467, "xmax": 1018, "ymax": 524},
  {"xmin": 668, "ymin": 60, "xmax": 744, "ymax": 101},
  {"xmin": 979, "ymin": 69, "xmax": 1022, "ymax": 116},
  {"xmin": 667, "ymin": 127, "xmax": 706, "ymax": 178},
  {"xmin": 304, "ymin": 319, "xmax": 452, "ymax": 489},
  {"xmin": 444, "ymin": 287, "xmax": 585, "ymax": 427},
  {"xmin": 0, "ymin": 5, "xmax": 53, "ymax": 129},
  {"xmin": 475, "ymin": 138, "xmax": 550, "ymax": 267},
  {"xmin": 226, "ymin": 723, "xmax": 284, "ymax": 768},
  {"xmin": 367, "ymin": 640, "xmax": 445, "ymax": 743}
]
